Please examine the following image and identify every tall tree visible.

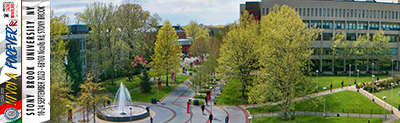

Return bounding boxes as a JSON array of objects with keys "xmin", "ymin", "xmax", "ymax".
[
  {"xmin": 50, "ymin": 10, "xmax": 72, "ymax": 122},
  {"xmin": 330, "ymin": 32, "xmax": 346, "ymax": 72},
  {"xmin": 183, "ymin": 20, "xmax": 209, "ymax": 42},
  {"xmin": 218, "ymin": 11, "xmax": 261, "ymax": 99},
  {"xmin": 352, "ymin": 34, "xmax": 370, "ymax": 71},
  {"xmin": 371, "ymin": 30, "xmax": 390, "ymax": 72},
  {"xmin": 188, "ymin": 67, "xmax": 210, "ymax": 95},
  {"xmin": 152, "ymin": 20, "xmax": 182, "ymax": 86},
  {"xmin": 249, "ymin": 5, "xmax": 319, "ymax": 119}
]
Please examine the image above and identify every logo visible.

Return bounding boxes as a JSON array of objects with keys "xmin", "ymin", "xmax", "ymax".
[
  {"xmin": 4, "ymin": 108, "xmax": 18, "ymax": 121},
  {"xmin": 2, "ymin": 2, "xmax": 17, "ymax": 18},
  {"xmin": 6, "ymin": 20, "xmax": 17, "ymax": 26}
]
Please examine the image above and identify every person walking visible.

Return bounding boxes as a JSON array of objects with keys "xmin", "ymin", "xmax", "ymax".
[
  {"xmin": 225, "ymin": 116, "xmax": 229, "ymax": 123},
  {"xmin": 205, "ymin": 96, "xmax": 208, "ymax": 106},
  {"xmin": 354, "ymin": 79, "xmax": 357, "ymax": 85},
  {"xmin": 341, "ymin": 80, "xmax": 344, "ymax": 89},
  {"xmin": 201, "ymin": 104, "xmax": 205, "ymax": 115},
  {"xmin": 209, "ymin": 114, "xmax": 213, "ymax": 123},
  {"xmin": 330, "ymin": 82, "xmax": 333, "ymax": 92}
]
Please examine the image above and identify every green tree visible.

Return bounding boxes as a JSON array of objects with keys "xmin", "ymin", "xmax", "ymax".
[
  {"xmin": 152, "ymin": 20, "xmax": 182, "ymax": 86},
  {"xmin": 140, "ymin": 71, "xmax": 152, "ymax": 92},
  {"xmin": 371, "ymin": 30, "xmax": 390, "ymax": 72},
  {"xmin": 352, "ymin": 34, "xmax": 370, "ymax": 71},
  {"xmin": 183, "ymin": 20, "xmax": 209, "ymax": 43},
  {"xmin": 249, "ymin": 5, "xmax": 319, "ymax": 119},
  {"xmin": 188, "ymin": 67, "xmax": 210, "ymax": 95},
  {"xmin": 218, "ymin": 11, "xmax": 261, "ymax": 99},
  {"xmin": 77, "ymin": 72, "xmax": 109, "ymax": 123},
  {"xmin": 330, "ymin": 32, "xmax": 346, "ymax": 72},
  {"xmin": 50, "ymin": 10, "xmax": 72, "ymax": 122}
]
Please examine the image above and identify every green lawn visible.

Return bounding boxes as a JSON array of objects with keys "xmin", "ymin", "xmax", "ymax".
[
  {"xmin": 216, "ymin": 78, "xmax": 249, "ymax": 105},
  {"xmin": 247, "ymin": 91, "xmax": 389, "ymax": 114},
  {"xmin": 395, "ymin": 119, "xmax": 400, "ymax": 123},
  {"xmin": 129, "ymin": 85, "xmax": 177, "ymax": 103},
  {"xmin": 103, "ymin": 75, "xmax": 142, "ymax": 93},
  {"xmin": 373, "ymin": 86, "xmax": 400, "ymax": 108},
  {"xmin": 147, "ymin": 71, "xmax": 166, "ymax": 77},
  {"xmin": 313, "ymin": 74, "xmax": 390, "ymax": 92},
  {"xmin": 253, "ymin": 115, "xmax": 382, "ymax": 123}
]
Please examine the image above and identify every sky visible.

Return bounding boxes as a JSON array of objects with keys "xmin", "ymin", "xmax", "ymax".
[{"xmin": 51, "ymin": 0, "xmax": 393, "ymax": 26}]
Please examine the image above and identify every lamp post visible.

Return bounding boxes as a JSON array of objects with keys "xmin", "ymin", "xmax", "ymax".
[
  {"xmin": 357, "ymin": 69, "xmax": 359, "ymax": 84},
  {"xmin": 316, "ymin": 70, "xmax": 319, "ymax": 93},
  {"xmin": 391, "ymin": 83, "xmax": 394, "ymax": 113},
  {"xmin": 392, "ymin": 60, "xmax": 394, "ymax": 78},
  {"xmin": 323, "ymin": 87, "xmax": 327, "ymax": 117},
  {"xmin": 383, "ymin": 96, "xmax": 386, "ymax": 121},
  {"xmin": 114, "ymin": 69, "xmax": 117, "ymax": 92},
  {"xmin": 372, "ymin": 62, "xmax": 374, "ymax": 76},
  {"xmin": 372, "ymin": 75, "xmax": 375, "ymax": 101},
  {"xmin": 210, "ymin": 87, "xmax": 213, "ymax": 114},
  {"xmin": 129, "ymin": 106, "xmax": 132, "ymax": 123},
  {"xmin": 349, "ymin": 64, "xmax": 351, "ymax": 86}
]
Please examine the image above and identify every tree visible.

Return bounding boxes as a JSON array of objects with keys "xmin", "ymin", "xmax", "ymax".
[
  {"xmin": 140, "ymin": 71, "xmax": 152, "ymax": 92},
  {"xmin": 50, "ymin": 10, "xmax": 72, "ymax": 122},
  {"xmin": 188, "ymin": 67, "xmax": 210, "ymax": 95},
  {"xmin": 371, "ymin": 30, "xmax": 390, "ymax": 72},
  {"xmin": 183, "ymin": 20, "xmax": 209, "ymax": 43},
  {"xmin": 189, "ymin": 37, "xmax": 209, "ymax": 56},
  {"xmin": 77, "ymin": 72, "xmax": 109, "ymax": 123},
  {"xmin": 352, "ymin": 34, "xmax": 370, "ymax": 71},
  {"xmin": 330, "ymin": 32, "xmax": 346, "ymax": 72},
  {"xmin": 218, "ymin": 11, "xmax": 261, "ymax": 99},
  {"xmin": 152, "ymin": 20, "xmax": 182, "ymax": 87},
  {"xmin": 248, "ymin": 5, "xmax": 319, "ymax": 119}
]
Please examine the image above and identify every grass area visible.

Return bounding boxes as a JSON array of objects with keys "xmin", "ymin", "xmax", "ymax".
[
  {"xmin": 216, "ymin": 78, "xmax": 249, "ymax": 105},
  {"xmin": 252, "ymin": 115, "xmax": 382, "ymax": 123},
  {"xmin": 247, "ymin": 91, "xmax": 390, "ymax": 114},
  {"xmin": 103, "ymin": 75, "xmax": 142, "ymax": 93},
  {"xmin": 157, "ymin": 75, "xmax": 190, "ymax": 85},
  {"xmin": 194, "ymin": 94, "xmax": 206, "ymax": 99},
  {"xmin": 313, "ymin": 74, "xmax": 390, "ymax": 92},
  {"xmin": 129, "ymin": 85, "xmax": 177, "ymax": 103},
  {"xmin": 395, "ymin": 119, "xmax": 400, "ymax": 123},
  {"xmin": 373, "ymin": 86, "xmax": 400, "ymax": 108},
  {"xmin": 147, "ymin": 71, "xmax": 167, "ymax": 77}
]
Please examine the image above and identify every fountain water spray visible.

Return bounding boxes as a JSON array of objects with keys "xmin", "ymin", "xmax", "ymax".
[{"xmin": 114, "ymin": 83, "xmax": 133, "ymax": 115}]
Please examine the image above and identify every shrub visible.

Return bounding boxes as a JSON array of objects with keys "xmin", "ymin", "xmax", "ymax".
[{"xmin": 194, "ymin": 94, "xmax": 206, "ymax": 99}]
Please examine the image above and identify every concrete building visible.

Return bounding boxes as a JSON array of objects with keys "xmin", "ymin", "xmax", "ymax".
[{"xmin": 240, "ymin": 0, "xmax": 400, "ymax": 73}]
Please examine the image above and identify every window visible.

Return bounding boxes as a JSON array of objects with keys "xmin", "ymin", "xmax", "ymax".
[
  {"xmin": 389, "ymin": 11, "xmax": 391, "ymax": 19},
  {"xmin": 323, "ymin": 22, "xmax": 332, "ymax": 29},
  {"xmin": 358, "ymin": 23, "xmax": 367, "ymax": 30},
  {"xmin": 347, "ymin": 9, "xmax": 350, "ymax": 17},
  {"xmin": 335, "ymin": 9, "xmax": 338, "ymax": 17},
  {"xmin": 299, "ymin": 8, "xmax": 302, "ymax": 16},
  {"xmin": 396, "ymin": 12, "xmax": 398, "ymax": 19},
  {"xmin": 362, "ymin": 10, "xmax": 365, "ymax": 18},
  {"xmin": 358, "ymin": 10, "xmax": 361, "ymax": 18},
  {"xmin": 351, "ymin": 9, "xmax": 353, "ymax": 17},
  {"xmin": 327, "ymin": 9, "xmax": 330, "ymax": 17},
  {"xmin": 377, "ymin": 10, "xmax": 380, "ymax": 18},
  {"xmin": 323, "ymin": 9, "xmax": 326, "ymax": 16},
  {"xmin": 319, "ymin": 8, "xmax": 322, "ymax": 16},
  {"xmin": 262, "ymin": 8, "xmax": 265, "ymax": 15},
  {"xmin": 346, "ymin": 33, "xmax": 356, "ymax": 41},
  {"xmin": 392, "ymin": 11, "xmax": 395, "ymax": 19},
  {"xmin": 339, "ymin": 9, "xmax": 342, "ymax": 17},
  {"xmin": 391, "ymin": 48, "xmax": 398, "ymax": 55},
  {"xmin": 331, "ymin": 9, "xmax": 334, "ymax": 17},
  {"xmin": 307, "ymin": 8, "xmax": 310, "ymax": 16},
  {"xmin": 346, "ymin": 22, "xmax": 356, "ymax": 30},
  {"xmin": 303, "ymin": 8, "xmax": 306, "ymax": 16},
  {"xmin": 369, "ymin": 23, "xmax": 379, "ymax": 30},
  {"xmin": 335, "ymin": 22, "xmax": 345, "ymax": 29},
  {"xmin": 374, "ymin": 10, "xmax": 376, "ymax": 18},
  {"xmin": 266, "ymin": 8, "xmax": 269, "ymax": 15},
  {"xmin": 323, "ymin": 33, "xmax": 333, "ymax": 40},
  {"xmin": 311, "ymin": 8, "xmax": 314, "ymax": 16}
]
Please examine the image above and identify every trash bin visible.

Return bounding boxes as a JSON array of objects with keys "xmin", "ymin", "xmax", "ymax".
[
  {"xmin": 152, "ymin": 98, "xmax": 157, "ymax": 104},
  {"xmin": 398, "ymin": 104, "xmax": 400, "ymax": 111},
  {"xmin": 193, "ymin": 100, "xmax": 199, "ymax": 106},
  {"xmin": 386, "ymin": 71, "xmax": 389, "ymax": 75}
]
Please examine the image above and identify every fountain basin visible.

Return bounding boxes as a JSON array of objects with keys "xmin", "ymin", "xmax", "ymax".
[{"xmin": 97, "ymin": 105, "xmax": 150, "ymax": 122}]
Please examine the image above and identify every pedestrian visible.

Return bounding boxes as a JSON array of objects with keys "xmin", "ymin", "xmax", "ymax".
[
  {"xmin": 330, "ymin": 82, "xmax": 333, "ymax": 92},
  {"xmin": 354, "ymin": 79, "xmax": 356, "ymax": 85},
  {"xmin": 341, "ymin": 80, "xmax": 344, "ymax": 89},
  {"xmin": 150, "ymin": 117, "xmax": 153, "ymax": 123},
  {"xmin": 187, "ymin": 99, "xmax": 191, "ymax": 114},
  {"xmin": 225, "ymin": 116, "xmax": 229, "ymax": 123},
  {"xmin": 205, "ymin": 96, "xmax": 208, "ymax": 106},
  {"xmin": 377, "ymin": 77, "xmax": 379, "ymax": 81},
  {"xmin": 209, "ymin": 114, "xmax": 213, "ymax": 123},
  {"xmin": 201, "ymin": 104, "xmax": 205, "ymax": 115}
]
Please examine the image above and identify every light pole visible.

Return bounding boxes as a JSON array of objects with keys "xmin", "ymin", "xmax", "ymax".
[
  {"xmin": 391, "ymin": 83, "xmax": 394, "ymax": 113},
  {"xmin": 129, "ymin": 106, "xmax": 132, "ymax": 123},
  {"xmin": 316, "ymin": 70, "xmax": 319, "ymax": 93},
  {"xmin": 357, "ymin": 69, "xmax": 359, "ymax": 84},
  {"xmin": 210, "ymin": 87, "xmax": 213, "ymax": 114},
  {"xmin": 349, "ymin": 64, "xmax": 351, "ymax": 86},
  {"xmin": 383, "ymin": 96, "xmax": 386, "ymax": 121},
  {"xmin": 392, "ymin": 60, "xmax": 394, "ymax": 78},
  {"xmin": 114, "ymin": 69, "xmax": 117, "ymax": 92},
  {"xmin": 372, "ymin": 63, "xmax": 374, "ymax": 76},
  {"xmin": 323, "ymin": 87, "xmax": 327, "ymax": 117},
  {"xmin": 372, "ymin": 75, "xmax": 375, "ymax": 101}
]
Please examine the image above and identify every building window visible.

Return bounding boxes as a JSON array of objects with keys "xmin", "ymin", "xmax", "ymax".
[
  {"xmin": 347, "ymin": 9, "xmax": 349, "ymax": 17},
  {"xmin": 374, "ymin": 10, "xmax": 376, "ymax": 18},
  {"xmin": 335, "ymin": 22, "xmax": 345, "ymax": 29},
  {"xmin": 335, "ymin": 9, "xmax": 337, "ymax": 17},
  {"xmin": 351, "ymin": 9, "xmax": 353, "ymax": 17},
  {"xmin": 323, "ymin": 9, "xmax": 326, "ymax": 16},
  {"xmin": 396, "ymin": 12, "xmax": 398, "ymax": 19},
  {"xmin": 331, "ymin": 9, "xmax": 334, "ymax": 17},
  {"xmin": 262, "ymin": 8, "xmax": 265, "ymax": 15},
  {"xmin": 346, "ymin": 22, "xmax": 356, "ymax": 30},
  {"xmin": 362, "ymin": 10, "xmax": 365, "ymax": 18},
  {"xmin": 266, "ymin": 8, "xmax": 269, "ymax": 15},
  {"xmin": 307, "ymin": 8, "xmax": 310, "ymax": 16},
  {"xmin": 319, "ymin": 8, "xmax": 322, "ymax": 16},
  {"xmin": 358, "ymin": 10, "xmax": 361, "ymax": 18},
  {"xmin": 389, "ymin": 11, "xmax": 391, "ymax": 19},
  {"xmin": 391, "ymin": 48, "xmax": 398, "ymax": 55},
  {"xmin": 299, "ymin": 8, "xmax": 302, "ymax": 16},
  {"xmin": 392, "ymin": 11, "xmax": 395, "ymax": 19},
  {"xmin": 339, "ymin": 9, "xmax": 341, "ymax": 17},
  {"xmin": 323, "ymin": 22, "xmax": 332, "ymax": 29},
  {"xmin": 327, "ymin": 9, "xmax": 330, "ymax": 17},
  {"xmin": 311, "ymin": 8, "xmax": 314, "ymax": 16}
]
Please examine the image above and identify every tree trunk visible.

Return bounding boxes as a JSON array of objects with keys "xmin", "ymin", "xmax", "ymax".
[
  {"xmin": 166, "ymin": 69, "xmax": 169, "ymax": 87},
  {"xmin": 344, "ymin": 58, "xmax": 347, "ymax": 72},
  {"xmin": 332, "ymin": 59, "xmax": 335, "ymax": 72},
  {"xmin": 93, "ymin": 104, "xmax": 96, "ymax": 123},
  {"xmin": 242, "ymin": 78, "xmax": 245, "ymax": 99}
]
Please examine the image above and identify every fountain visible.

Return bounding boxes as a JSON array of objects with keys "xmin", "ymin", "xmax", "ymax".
[{"xmin": 97, "ymin": 83, "xmax": 150, "ymax": 122}]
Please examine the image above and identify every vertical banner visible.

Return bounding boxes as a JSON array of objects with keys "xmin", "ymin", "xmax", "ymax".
[
  {"xmin": 22, "ymin": 0, "xmax": 50, "ymax": 123},
  {"xmin": 0, "ymin": 0, "xmax": 22, "ymax": 123}
]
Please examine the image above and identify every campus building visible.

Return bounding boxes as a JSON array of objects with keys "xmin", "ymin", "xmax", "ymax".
[{"xmin": 240, "ymin": 0, "xmax": 400, "ymax": 73}]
